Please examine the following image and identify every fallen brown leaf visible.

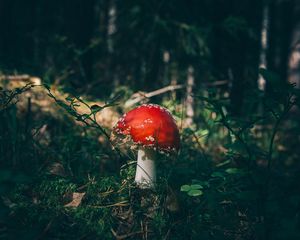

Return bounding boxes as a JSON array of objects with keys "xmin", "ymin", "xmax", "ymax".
[{"xmin": 64, "ymin": 192, "xmax": 86, "ymax": 207}]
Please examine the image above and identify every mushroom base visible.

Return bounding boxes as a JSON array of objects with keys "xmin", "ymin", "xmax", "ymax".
[{"xmin": 135, "ymin": 147, "xmax": 156, "ymax": 188}]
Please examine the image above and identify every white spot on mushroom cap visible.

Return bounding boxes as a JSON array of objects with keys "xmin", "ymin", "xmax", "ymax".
[
  {"xmin": 145, "ymin": 136, "xmax": 155, "ymax": 142},
  {"xmin": 143, "ymin": 118, "xmax": 153, "ymax": 124}
]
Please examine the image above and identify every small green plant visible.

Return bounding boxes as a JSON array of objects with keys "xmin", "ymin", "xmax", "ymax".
[{"xmin": 180, "ymin": 184, "xmax": 203, "ymax": 197}]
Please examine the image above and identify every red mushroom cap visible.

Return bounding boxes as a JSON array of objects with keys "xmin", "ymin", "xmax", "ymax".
[{"xmin": 113, "ymin": 104, "xmax": 180, "ymax": 152}]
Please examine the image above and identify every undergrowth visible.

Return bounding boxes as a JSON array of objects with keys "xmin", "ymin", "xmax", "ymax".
[{"xmin": 0, "ymin": 70, "xmax": 300, "ymax": 239}]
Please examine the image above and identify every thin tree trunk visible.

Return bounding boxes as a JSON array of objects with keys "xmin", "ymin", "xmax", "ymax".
[
  {"xmin": 288, "ymin": 0, "xmax": 300, "ymax": 89},
  {"xmin": 170, "ymin": 62, "xmax": 178, "ymax": 100},
  {"xmin": 185, "ymin": 66, "xmax": 194, "ymax": 127},
  {"xmin": 107, "ymin": 0, "xmax": 119, "ymax": 87},
  {"xmin": 258, "ymin": 2, "xmax": 270, "ymax": 91},
  {"xmin": 163, "ymin": 50, "xmax": 170, "ymax": 86},
  {"xmin": 93, "ymin": 0, "xmax": 110, "ymax": 84},
  {"xmin": 107, "ymin": 0, "xmax": 116, "ymax": 54}
]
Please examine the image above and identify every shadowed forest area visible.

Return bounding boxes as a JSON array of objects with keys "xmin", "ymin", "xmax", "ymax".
[{"xmin": 0, "ymin": 0, "xmax": 300, "ymax": 239}]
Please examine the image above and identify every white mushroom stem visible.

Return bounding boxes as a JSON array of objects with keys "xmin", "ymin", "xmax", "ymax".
[{"xmin": 135, "ymin": 147, "xmax": 156, "ymax": 188}]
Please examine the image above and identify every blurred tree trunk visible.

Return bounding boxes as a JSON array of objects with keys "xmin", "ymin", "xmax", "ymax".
[
  {"xmin": 258, "ymin": 1, "xmax": 269, "ymax": 91},
  {"xmin": 162, "ymin": 50, "xmax": 170, "ymax": 101},
  {"xmin": 94, "ymin": 0, "xmax": 108, "ymax": 40},
  {"xmin": 107, "ymin": 0, "xmax": 119, "ymax": 87},
  {"xmin": 93, "ymin": 0, "xmax": 109, "ymax": 84},
  {"xmin": 107, "ymin": 0, "xmax": 116, "ymax": 54},
  {"xmin": 144, "ymin": 47, "xmax": 161, "ymax": 90},
  {"xmin": 170, "ymin": 62, "xmax": 178, "ymax": 100},
  {"xmin": 185, "ymin": 66, "xmax": 194, "ymax": 127},
  {"xmin": 268, "ymin": 0, "xmax": 293, "ymax": 80},
  {"xmin": 287, "ymin": 0, "xmax": 300, "ymax": 89},
  {"xmin": 162, "ymin": 51, "xmax": 170, "ymax": 86}
]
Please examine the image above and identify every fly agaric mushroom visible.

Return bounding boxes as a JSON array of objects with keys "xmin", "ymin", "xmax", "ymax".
[{"xmin": 112, "ymin": 104, "xmax": 180, "ymax": 188}]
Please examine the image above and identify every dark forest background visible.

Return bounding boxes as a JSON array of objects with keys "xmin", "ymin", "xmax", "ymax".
[
  {"xmin": 1, "ymin": 0, "xmax": 299, "ymax": 102},
  {"xmin": 0, "ymin": 0, "xmax": 300, "ymax": 239}
]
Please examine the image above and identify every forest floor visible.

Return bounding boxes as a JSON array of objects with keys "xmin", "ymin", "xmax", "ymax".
[{"xmin": 1, "ymin": 76, "xmax": 300, "ymax": 240}]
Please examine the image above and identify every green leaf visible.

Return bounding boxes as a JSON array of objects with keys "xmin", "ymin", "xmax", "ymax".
[
  {"xmin": 65, "ymin": 96, "xmax": 73, "ymax": 102},
  {"xmin": 190, "ymin": 184, "xmax": 203, "ymax": 190},
  {"xmin": 180, "ymin": 185, "xmax": 191, "ymax": 192},
  {"xmin": 187, "ymin": 189, "xmax": 203, "ymax": 197},
  {"xmin": 225, "ymin": 168, "xmax": 242, "ymax": 174},
  {"xmin": 192, "ymin": 180, "xmax": 210, "ymax": 188},
  {"xmin": 225, "ymin": 168, "xmax": 245, "ymax": 174}
]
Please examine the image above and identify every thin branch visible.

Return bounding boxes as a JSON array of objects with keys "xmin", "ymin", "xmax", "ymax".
[
  {"xmin": 0, "ymin": 74, "xmax": 31, "ymax": 81},
  {"xmin": 89, "ymin": 201, "xmax": 129, "ymax": 209},
  {"xmin": 125, "ymin": 84, "xmax": 184, "ymax": 108}
]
